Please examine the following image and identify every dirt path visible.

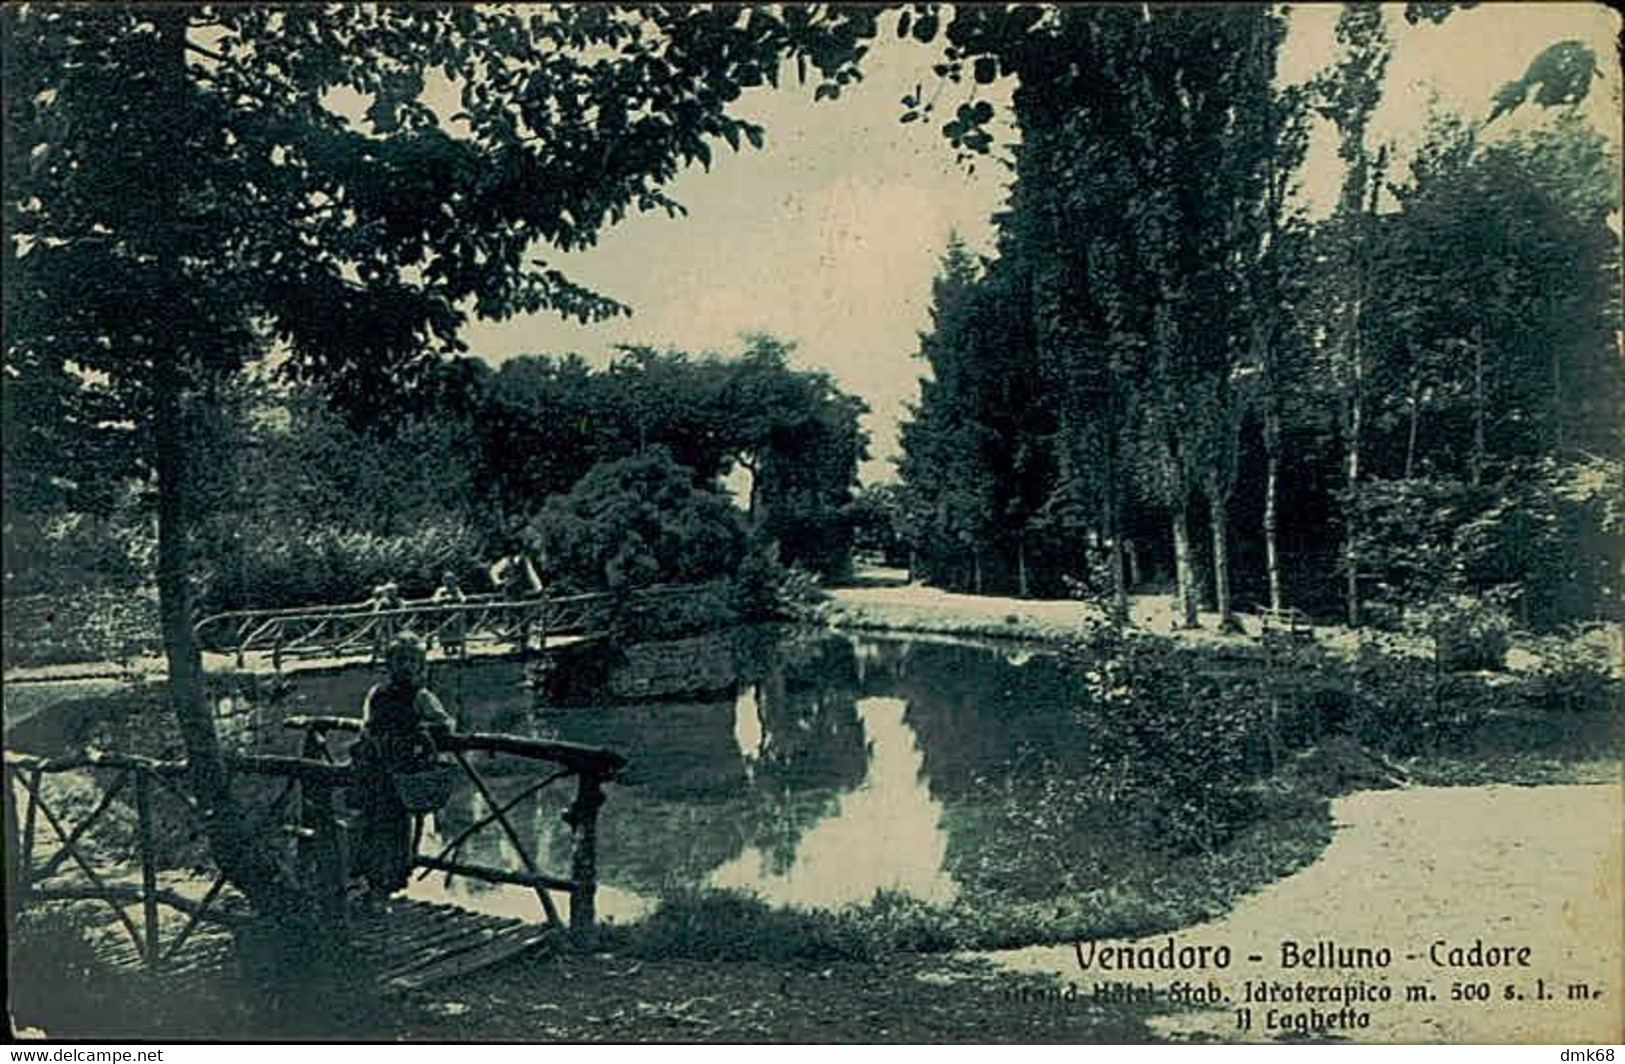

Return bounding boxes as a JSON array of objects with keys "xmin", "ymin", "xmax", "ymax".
[
  {"xmin": 827, "ymin": 579, "xmax": 1625, "ymax": 671},
  {"xmin": 987, "ymin": 782, "xmax": 1624, "ymax": 1043}
]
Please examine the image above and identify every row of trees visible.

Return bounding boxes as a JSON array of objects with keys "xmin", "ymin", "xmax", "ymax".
[
  {"xmin": 7, "ymin": 334, "xmax": 867, "ymax": 609},
  {"xmin": 898, "ymin": 4, "xmax": 1621, "ymax": 632}
]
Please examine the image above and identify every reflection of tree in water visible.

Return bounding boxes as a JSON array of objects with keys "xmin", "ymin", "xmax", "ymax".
[
  {"xmin": 730, "ymin": 634, "xmax": 867, "ymax": 879},
  {"xmin": 891, "ymin": 641, "xmax": 1087, "ymax": 801},
  {"xmin": 742, "ymin": 785, "xmax": 841, "ymax": 879},
  {"xmin": 552, "ymin": 633, "xmax": 870, "ymax": 893},
  {"xmin": 750, "ymin": 636, "xmax": 866, "ymax": 789}
]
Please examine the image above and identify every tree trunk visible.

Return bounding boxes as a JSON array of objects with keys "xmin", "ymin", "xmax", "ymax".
[
  {"xmin": 972, "ymin": 549, "xmax": 983, "ymax": 595},
  {"xmin": 741, "ymin": 454, "xmax": 761, "ymax": 523},
  {"xmin": 1208, "ymin": 490, "xmax": 1241, "ymax": 633},
  {"xmin": 1263, "ymin": 407, "xmax": 1284, "ymax": 613},
  {"xmin": 1550, "ymin": 307, "xmax": 1564, "ymax": 454},
  {"xmin": 1405, "ymin": 361, "xmax": 1421, "ymax": 480},
  {"xmin": 1471, "ymin": 322, "xmax": 1485, "ymax": 488},
  {"xmin": 1016, "ymin": 537, "xmax": 1029, "ymax": 599},
  {"xmin": 1171, "ymin": 504, "xmax": 1199, "ymax": 629},
  {"xmin": 1104, "ymin": 404, "xmax": 1129, "ymax": 628},
  {"xmin": 1345, "ymin": 380, "xmax": 1363, "ymax": 630},
  {"xmin": 149, "ymin": 11, "xmax": 305, "ymax": 927},
  {"xmin": 1343, "ymin": 284, "xmax": 1366, "ymax": 629}
]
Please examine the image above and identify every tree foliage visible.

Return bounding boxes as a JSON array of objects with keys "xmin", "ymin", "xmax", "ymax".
[
  {"xmin": 533, "ymin": 447, "xmax": 747, "ymax": 594},
  {"xmin": 897, "ymin": 2, "xmax": 1622, "ymax": 631}
]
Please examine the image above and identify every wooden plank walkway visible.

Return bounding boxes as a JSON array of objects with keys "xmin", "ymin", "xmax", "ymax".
[{"xmin": 88, "ymin": 897, "xmax": 559, "ymax": 994}]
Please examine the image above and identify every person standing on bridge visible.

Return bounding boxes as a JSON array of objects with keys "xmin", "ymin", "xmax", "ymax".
[
  {"xmin": 490, "ymin": 544, "xmax": 546, "ymax": 653},
  {"xmin": 367, "ymin": 580, "xmax": 404, "ymax": 663},
  {"xmin": 432, "ymin": 571, "xmax": 467, "ymax": 656},
  {"xmin": 488, "ymin": 548, "xmax": 543, "ymax": 599},
  {"xmin": 351, "ymin": 635, "xmax": 454, "ymax": 910}
]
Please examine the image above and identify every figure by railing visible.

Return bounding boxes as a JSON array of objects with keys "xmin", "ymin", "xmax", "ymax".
[{"xmin": 3, "ymin": 719, "xmax": 625, "ymax": 971}]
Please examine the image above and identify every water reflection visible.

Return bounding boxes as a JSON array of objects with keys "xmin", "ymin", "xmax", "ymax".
[
  {"xmin": 710, "ymin": 697, "xmax": 955, "ymax": 907},
  {"xmin": 416, "ymin": 632, "xmax": 976, "ymax": 911},
  {"xmin": 733, "ymin": 684, "xmax": 764, "ymax": 769},
  {"xmin": 410, "ymin": 803, "xmax": 655, "ymax": 925},
  {"xmin": 121, "ymin": 630, "xmax": 1096, "ymax": 914},
  {"xmin": 397, "ymin": 632, "xmax": 1079, "ymax": 912}
]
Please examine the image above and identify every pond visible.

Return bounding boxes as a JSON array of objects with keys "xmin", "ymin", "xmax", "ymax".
[
  {"xmin": 250, "ymin": 628, "xmax": 1097, "ymax": 924},
  {"xmin": 9, "ymin": 622, "xmax": 1605, "ymax": 946},
  {"xmin": 6, "ymin": 624, "xmax": 1365, "ymax": 931}
]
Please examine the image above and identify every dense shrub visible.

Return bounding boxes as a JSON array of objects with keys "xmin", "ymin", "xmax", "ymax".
[
  {"xmin": 1520, "ymin": 633, "xmax": 1622, "ymax": 715},
  {"xmin": 1340, "ymin": 636, "xmax": 1458, "ymax": 754},
  {"xmin": 609, "ymin": 580, "xmax": 739, "ymax": 642},
  {"xmin": 613, "ymin": 889, "xmax": 874, "ymax": 963},
  {"xmin": 531, "ymin": 448, "xmax": 746, "ymax": 594},
  {"xmin": 2, "ymin": 509, "xmax": 153, "ymax": 598},
  {"xmin": 197, "ymin": 516, "xmax": 484, "ymax": 614},
  {"xmin": 729, "ymin": 537, "xmax": 788, "ymax": 620},
  {"xmin": 1354, "ymin": 462, "xmax": 1623, "ymax": 632},
  {"xmin": 1412, "ymin": 595, "xmax": 1513, "ymax": 672}
]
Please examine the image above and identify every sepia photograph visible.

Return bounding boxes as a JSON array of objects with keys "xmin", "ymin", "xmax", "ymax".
[{"xmin": 3, "ymin": 1, "xmax": 1621, "ymax": 1046}]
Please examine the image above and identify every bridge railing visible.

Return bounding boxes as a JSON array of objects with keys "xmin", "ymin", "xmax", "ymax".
[
  {"xmin": 3, "ymin": 723, "xmax": 626, "ymax": 969},
  {"xmin": 283, "ymin": 714, "xmax": 624, "ymax": 946},
  {"xmin": 194, "ymin": 583, "xmax": 717, "ymax": 670},
  {"xmin": 3, "ymin": 746, "xmax": 336, "ymax": 970},
  {"xmin": 193, "ymin": 592, "xmax": 619, "ymax": 669}
]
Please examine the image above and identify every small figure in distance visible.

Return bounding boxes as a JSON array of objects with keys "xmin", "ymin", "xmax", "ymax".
[
  {"xmin": 350, "ymin": 635, "xmax": 454, "ymax": 912},
  {"xmin": 432, "ymin": 571, "xmax": 467, "ymax": 656},
  {"xmin": 367, "ymin": 579, "xmax": 404, "ymax": 662},
  {"xmin": 488, "ymin": 546, "xmax": 543, "ymax": 600},
  {"xmin": 432, "ymin": 571, "xmax": 465, "ymax": 604}
]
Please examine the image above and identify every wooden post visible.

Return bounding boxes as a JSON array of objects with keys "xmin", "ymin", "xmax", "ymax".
[
  {"xmin": 20, "ymin": 765, "xmax": 40, "ymax": 888},
  {"xmin": 4, "ymin": 764, "xmax": 23, "ymax": 933},
  {"xmin": 565, "ymin": 773, "xmax": 604, "ymax": 950},
  {"xmin": 134, "ymin": 769, "xmax": 161, "ymax": 968},
  {"xmin": 299, "ymin": 730, "xmax": 347, "ymax": 925}
]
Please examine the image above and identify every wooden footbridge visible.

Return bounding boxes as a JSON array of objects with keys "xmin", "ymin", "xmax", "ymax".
[
  {"xmin": 192, "ymin": 584, "xmax": 710, "ymax": 671},
  {"xmin": 193, "ymin": 591, "xmax": 611, "ymax": 671},
  {"xmin": 4, "ymin": 715, "xmax": 626, "ymax": 993}
]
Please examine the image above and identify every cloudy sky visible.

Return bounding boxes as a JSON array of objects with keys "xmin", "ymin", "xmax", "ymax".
[{"xmin": 461, "ymin": 3, "xmax": 1622, "ymax": 481}]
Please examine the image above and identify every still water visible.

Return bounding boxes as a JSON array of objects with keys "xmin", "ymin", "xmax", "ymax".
[
  {"xmin": 0, "ymin": 627, "xmax": 1090, "ymax": 923},
  {"xmin": 359, "ymin": 628, "xmax": 1085, "ymax": 923}
]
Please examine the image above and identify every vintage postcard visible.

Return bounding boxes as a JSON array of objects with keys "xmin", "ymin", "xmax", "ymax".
[{"xmin": 4, "ymin": 2, "xmax": 1621, "ymax": 1046}]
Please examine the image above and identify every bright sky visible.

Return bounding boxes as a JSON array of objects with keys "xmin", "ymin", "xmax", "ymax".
[{"xmin": 460, "ymin": 3, "xmax": 1622, "ymax": 483}]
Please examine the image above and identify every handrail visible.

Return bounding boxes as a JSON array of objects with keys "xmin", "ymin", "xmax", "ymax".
[
  {"xmin": 195, "ymin": 591, "xmax": 606, "ymax": 632},
  {"xmin": 194, "ymin": 583, "xmax": 708, "ymax": 643},
  {"xmin": 7, "ymin": 716, "xmax": 626, "ymax": 960},
  {"xmin": 4, "ymin": 727, "xmax": 622, "ymax": 781},
  {"xmin": 281, "ymin": 716, "xmax": 626, "ymax": 777},
  {"xmin": 191, "ymin": 589, "xmax": 630, "ymax": 667},
  {"xmin": 5, "ymin": 747, "xmax": 351, "ymax": 785},
  {"xmin": 284, "ymin": 715, "xmax": 616, "ymax": 944},
  {"xmin": 199, "ymin": 592, "xmax": 507, "ymax": 623}
]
